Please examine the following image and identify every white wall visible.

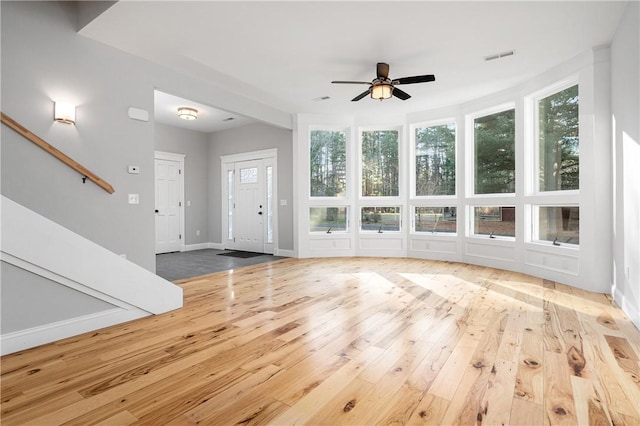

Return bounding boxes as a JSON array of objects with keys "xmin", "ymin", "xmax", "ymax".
[
  {"xmin": 611, "ymin": 1, "xmax": 640, "ymax": 329},
  {"xmin": 155, "ymin": 123, "xmax": 210, "ymax": 247},
  {"xmin": 209, "ymin": 123, "xmax": 294, "ymax": 252}
]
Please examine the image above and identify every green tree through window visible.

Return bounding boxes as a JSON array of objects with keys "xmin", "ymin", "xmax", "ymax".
[
  {"xmin": 415, "ymin": 123, "xmax": 456, "ymax": 196},
  {"xmin": 539, "ymin": 85, "xmax": 579, "ymax": 191},
  {"xmin": 310, "ymin": 130, "xmax": 346, "ymax": 197},
  {"xmin": 474, "ymin": 109, "xmax": 516, "ymax": 194},
  {"xmin": 362, "ymin": 130, "xmax": 399, "ymax": 197}
]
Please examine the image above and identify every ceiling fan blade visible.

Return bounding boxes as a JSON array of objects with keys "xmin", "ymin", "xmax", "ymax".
[
  {"xmin": 392, "ymin": 87, "xmax": 411, "ymax": 100},
  {"xmin": 351, "ymin": 90, "xmax": 371, "ymax": 102},
  {"xmin": 394, "ymin": 74, "xmax": 436, "ymax": 85},
  {"xmin": 332, "ymin": 80, "xmax": 371, "ymax": 85},
  {"xmin": 377, "ymin": 62, "xmax": 389, "ymax": 79}
]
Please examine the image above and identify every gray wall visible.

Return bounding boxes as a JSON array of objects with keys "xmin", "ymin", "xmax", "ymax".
[
  {"xmin": 611, "ymin": 1, "xmax": 640, "ymax": 328},
  {"xmin": 1, "ymin": 262, "xmax": 116, "ymax": 333},
  {"xmin": 209, "ymin": 123, "xmax": 294, "ymax": 251},
  {"xmin": 155, "ymin": 123, "xmax": 210, "ymax": 246},
  {"xmin": 1, "ymin": 1, "xmax": 291, "ymax": 272}
]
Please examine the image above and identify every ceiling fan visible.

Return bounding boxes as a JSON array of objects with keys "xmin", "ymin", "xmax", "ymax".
[{"xmin": 332, "ymin": 62, "xmax": 435, "ymax": 102}]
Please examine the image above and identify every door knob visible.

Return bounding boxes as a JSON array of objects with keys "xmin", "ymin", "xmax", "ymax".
[
  {"xmin": 258, "ymin": 211, "xmax": 263, "ymax": 215},
  {"xmin": 155, "ymin": 209, "xmax": 159, "ymax": 213}
]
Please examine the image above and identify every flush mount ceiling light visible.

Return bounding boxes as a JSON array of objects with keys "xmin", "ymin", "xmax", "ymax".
[
  {"xmin": 177, "ymin": 107, "xmax": 198, "ymax": 120},
  {"xmin": 370, "ymin": 83, "xmax": 393, "ymax": 100},
  {"xmin": 54, "ymin": 102, "xmax": 76, "ymax": 124}
]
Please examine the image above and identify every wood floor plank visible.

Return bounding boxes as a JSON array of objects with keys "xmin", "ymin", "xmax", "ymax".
[{"xmin": 1, "ymin": 257, "xmax": 638, "ymax": 425}]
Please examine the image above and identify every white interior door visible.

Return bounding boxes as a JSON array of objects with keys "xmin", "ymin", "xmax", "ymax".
[
  {"xmin": 233, "ymin": 159, "xmax": 265, "ymax": 252},
  {"xmin": 155, "ymin": 158, "xmax": 182, "ymax": 254}
]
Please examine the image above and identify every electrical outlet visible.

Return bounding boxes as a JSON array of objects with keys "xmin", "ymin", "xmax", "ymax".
[
  {"xmin": 128, "ymin": 194, "xmax": 140, "ymax": 204},
  {"xmin": 196, "ymin": 230, "xmax": 200, "ymax": 236},
  {"xmin": 128, "ymin": 165, "xmax": 140, "ymax": 174}
]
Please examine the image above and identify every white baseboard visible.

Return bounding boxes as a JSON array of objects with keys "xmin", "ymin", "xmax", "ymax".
[
  {"xmin": 613, "ymin": 287, "xmax": 640, "ymax": 331},
  {"xmin": 184, "ymin": 243, "xmax": 211, "ymax": 252},
  {"xmin": 275, "ymin": 249, "xmax": 295, "ymax": 257},
  {"xmin": 1, "ymin": 308, "xmax": 150, "ymax": 356}
]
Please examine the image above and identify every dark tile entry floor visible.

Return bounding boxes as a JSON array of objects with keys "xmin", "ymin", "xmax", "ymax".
[{"xmin": 156, "ymin": 249, "xmax": 284, "ymax": 281}]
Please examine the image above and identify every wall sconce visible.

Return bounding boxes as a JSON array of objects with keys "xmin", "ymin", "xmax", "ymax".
[
  {"xmin": 54, "ymin": 102, "xmax": 76, "ymax": 124},
  {"xmin": 177, "ymin": 107, "xmax": 198, "ymax": 120},
  {"xmin": 370, "ymin": 84, "xmax": 393, "ymax": 100}
]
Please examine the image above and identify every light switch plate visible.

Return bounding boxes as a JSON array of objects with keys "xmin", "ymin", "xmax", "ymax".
[{"xmin": 128, "ymin": 194, "xmax": 140, "ymax": 204}]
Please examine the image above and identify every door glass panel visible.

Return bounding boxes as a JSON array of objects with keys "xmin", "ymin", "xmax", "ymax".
[
  {"xmin": 266, "ymin": 166, "xmax": 273, "ymax": 243},
  {"xmin": 240, "ymin": 167, "xmax": 258, "ymax": 184},
  {"xmin": 227, "ymin": 170, "xmax": 233, "ymax": 239}
]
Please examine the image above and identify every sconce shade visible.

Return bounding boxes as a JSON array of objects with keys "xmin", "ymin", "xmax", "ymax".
[
  {"xmin": 178, "ymin": 107, "xmax": 198, "ymax": 120},
  {"xmin": 370, "ymin": 84, "xmax": 393, "ymax": 100},
  {"xmin": 54, "ymin": 102, "xmax": 76, "ymax": 124}
]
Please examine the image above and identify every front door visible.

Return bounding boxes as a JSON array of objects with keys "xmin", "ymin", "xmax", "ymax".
[
  {"xmin": 155, "ymin": 157, "xmax": 182, "ymax": 254},
  {"xmin": 233, "ymin": 159, "xmax": 265, "ymax": 252}
]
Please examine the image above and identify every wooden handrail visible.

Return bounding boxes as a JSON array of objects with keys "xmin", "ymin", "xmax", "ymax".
[{"xmin": 1, "ymin": 112, "xmax": 115, "ymax": 194}]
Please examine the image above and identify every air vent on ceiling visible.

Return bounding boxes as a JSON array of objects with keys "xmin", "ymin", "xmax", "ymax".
[
  {"xmin": 222, "ymin": 117, "xmax": 235, "ymax": 122},
  {"xmin": 312, "ymin": 96, "xmax": 331, "ymax": 102},
  {"xmin": 484, "ymin": 50, "xmax": 515, "ymax": 61}
]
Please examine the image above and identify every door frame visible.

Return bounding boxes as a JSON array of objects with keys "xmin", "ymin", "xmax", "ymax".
[
  {"xmin": 221, "ymin": 148, "xmax": 278, "ymax": 254},
  {"xmin": 155, "ymin": 150, "xmax": 186, "ymax": 253}
]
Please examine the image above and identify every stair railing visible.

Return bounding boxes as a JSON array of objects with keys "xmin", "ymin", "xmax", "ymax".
[{"xmin": 1, "ymin": 112, "xmax": 114, "ymax": 194}]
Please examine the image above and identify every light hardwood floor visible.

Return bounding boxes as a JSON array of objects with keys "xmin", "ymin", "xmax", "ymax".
[{"xmin": 1, "ymin": 257, "xmax": 639, "ymax": 425}]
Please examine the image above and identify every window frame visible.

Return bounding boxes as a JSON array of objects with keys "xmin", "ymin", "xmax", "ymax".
[
  {"xmin": 531, "ymin": 204, "xmax": 580, "ymax": 248},
  {"xmin": 468, "ymin": 204, "xmax": 517, "ymax": 240},
  {"xmin": 309, "ymin": 206, "xmax": 350, "ymax": 234},
  {"xmin": 359, "ymin": 205, "xmax": 403, "ymax": 234},
  {"xmin": 528, "ymin": 79, "xmax": 580, "ymax": 196},
  {"xmin": 466, "ymin": 103, "xmax": 517, "ymax": 198},
  {"xmin": 411, "ymin": 205, "xmax": 458, "ymax": 236},
  {"xmin": 410, "ymin": 118, "xmax": 458, "ymax": 200},
  {"xmin": 358, "ymin": 125, "xmax": 403, "ymax": 201},
  {"xmin": 308, "ymin": 126, "xmax": 351, "ymax": 200}
]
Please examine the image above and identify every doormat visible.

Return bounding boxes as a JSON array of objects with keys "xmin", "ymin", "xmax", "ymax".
[{"xmin": 217, "ymin": 251, "xmax": 264, "ymax": 259}]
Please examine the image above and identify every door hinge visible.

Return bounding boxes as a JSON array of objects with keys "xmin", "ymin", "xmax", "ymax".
[
  {"xmin": 179, "ymin": 234, "xmax": 182, "ymax": 239},
  {"xmin": 179, "ymin": 169, "xmax": 182, "ymax": 174},
  {"xmin": 179, "ymin": 201, "xmax": 182, "ymax": 207}
]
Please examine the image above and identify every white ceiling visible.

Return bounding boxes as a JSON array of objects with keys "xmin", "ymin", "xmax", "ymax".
[
  {"xmin": 154, "ymin": 90, "xmax": 256, "ymax": 133},
  {"xmin": 81, "ymin": 1, "xmax": 627, "ymax": 131}
]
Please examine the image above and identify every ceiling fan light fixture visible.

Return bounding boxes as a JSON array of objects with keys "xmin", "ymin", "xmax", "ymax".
[
  {"xmin": 177, "ymin": 107, "xmax": 198, "ymax": 120},
  {"xmin": 371, "ymin": 84, "xmax": 393, "ymax": 100}
]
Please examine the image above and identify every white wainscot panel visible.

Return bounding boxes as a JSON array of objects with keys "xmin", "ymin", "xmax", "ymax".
[
  {"xmin": 359, "ymin": 236, "xmax": 404, "ymax": 251},
  {"xmin": 525, "ymin": 246, "xmax": 579, "ymax": 276},
  {"xmin": 309, "ymin": 237, "xmax": 351, "ymax": 251},
  {"xmin": 410, "ymin": 237, "xmax": 457, "ymax": 254},
  {"xmin": 465, "ymin": 239, "xmax": 516, "ymax": 262}
]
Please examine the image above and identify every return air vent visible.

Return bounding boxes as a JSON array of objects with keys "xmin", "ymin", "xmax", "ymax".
[{"xmin": 484, "ymin": 50, "xmax": 515, "ymax": 61}]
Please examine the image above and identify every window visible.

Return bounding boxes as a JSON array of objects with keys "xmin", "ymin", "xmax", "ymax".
[
  {"xmin": 415, "ymin": 123, "xmax": 456, "ymax": 196},
  {"xmin": 310, "ymin": 207, "xmax": 348, "ymax": 233},
  {"xmin": 361, "ymin": 206, "xmax": 401, "ymax": 232},
  {"xmin": 538, "ymin": 85, "xmax": 579, "ymax": 191},
  {"xmin": 310, "ymin": 130, "xmax": 346, "ymax": 197},
  {"xmin": 227, "ymin": 170, "xmax": 233, "ymax": 239},
  {"xmin": 266, "ymin": 166, "xmax": 273, "ymax": 243},
  {"xmin": 414, "ymin": 207, "xmax": 457, "ymax": 234},
  {"xmin": 535, "ymin": 206, "xmax": 579, "ymax": 245},
  {"xmin": 472, "ymin": 206, "xmax": 516, "ymax": 238},
  {"xmin": 361, "ymin": 130, "xmax": 399, "ymax": 197},
  {"xmin": 474, "ymin": 109, "xmax": 515, "ymax": 194}
]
